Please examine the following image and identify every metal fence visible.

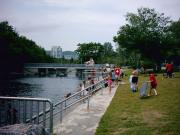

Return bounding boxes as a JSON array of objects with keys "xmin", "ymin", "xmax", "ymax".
[
  {"xmin": 53, "ymin": 78, "xmax": 106, "ymax": 123},
  {"xmin": 0, "ymin": 72, "xmax": 108, "ymax": 134},
  {"xmin": 0, "ymin": 97, "xmax": 53, "ymax": 134}
]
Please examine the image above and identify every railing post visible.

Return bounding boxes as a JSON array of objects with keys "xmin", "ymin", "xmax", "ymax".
[
  {"xmin": 82, "ymin": 89, "xmax": 85, "ymax": 103},
  {"xmin": 23, "ymin": 101, "xmax": 27, "ymax": 123},
  {"xmin": 0, "ymin": 110, "xmax": 1, "ymax": 126},
  {"xmin": 18, "ymin": 100, "xmax": 20, "ymax": 123},
  {"xmin": 48, "ymin": 100, "xmax": 53, "ymax": 135},
  {"xmin": 30, "ymin": 101, "xmax": 33, "ymax": 123},
  {"xmin": 43, "ymin": 102, "xmax": 46, "ymax": 128},
  {"xmin": 87, "ymin": 87, "xmax": 91, "ymax": 110},
  {"xmin": 101, "ymin": 81, "xmax": 104, "ymax": 95},
  {"xmin": 60, "ymin": 103, "xmax": 63, "ymax": 123},
  {"xmin": 0, "ymin": 97, "xmax": 54, "ymax": 135},
  {"xmin": 65, "ymin": 100, "xmax": 67, "ymax": 111},
  {"xmin": 37, "ymin": 102, "xmax": 40, "ymax": 124}
]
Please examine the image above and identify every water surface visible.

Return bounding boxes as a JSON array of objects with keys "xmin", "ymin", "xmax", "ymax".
[{"xmin": 4, "ymin": 76, "xmax": 82, "ymax": 103}]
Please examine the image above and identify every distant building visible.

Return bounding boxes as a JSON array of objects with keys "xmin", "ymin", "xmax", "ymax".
[
  {"xmin": 45, "ymin": 47, "xmax": 78, "ymax": 60},
  {"xmin": 51, "ymin": 46, "xmax": 63, "ymax": 58}
]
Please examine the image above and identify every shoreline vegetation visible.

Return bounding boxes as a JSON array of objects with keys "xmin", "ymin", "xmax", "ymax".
[{"xmin": 95, "ymin": 72, "xmax": 180, "ymax": 135}]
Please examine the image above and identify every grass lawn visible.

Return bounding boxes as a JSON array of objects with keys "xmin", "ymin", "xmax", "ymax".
[{"xmin": 95, "ymin": 72, "xmax": 180, "ymax": 135}]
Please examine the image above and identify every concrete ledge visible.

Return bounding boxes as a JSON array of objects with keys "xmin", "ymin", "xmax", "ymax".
[{"xmin": 54, "ymin": 85, "xmax": 118, "ymax": 135}]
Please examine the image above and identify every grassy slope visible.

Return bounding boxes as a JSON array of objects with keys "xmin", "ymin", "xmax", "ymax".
[{"xmin": 95, "ymin": 72, "xmax": 180, "ymax": 135}]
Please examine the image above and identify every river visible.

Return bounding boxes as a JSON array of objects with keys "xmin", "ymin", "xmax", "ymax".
[{"xmin": 2, "ymin": 75, "xmax": 82, "ymax": 103}]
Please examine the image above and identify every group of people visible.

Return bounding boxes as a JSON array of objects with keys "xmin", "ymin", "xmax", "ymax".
[
  {"xmin": 65, "ymin": 62, "xmax": 172, "ymax": 99},
  {"xmin": 85, "ymin": 58, "xmax": 95, "ymax": 67},
  {"xmin": 129, "ymin": 67, "xmax": 158, "ymax": 96},
  {"xmin": 104, "ymin": 66, "xmax": 123, "ymax": 94},
  {"xmin": 83, "ymin": 62, "xmax": 174, "ymax": 97}
]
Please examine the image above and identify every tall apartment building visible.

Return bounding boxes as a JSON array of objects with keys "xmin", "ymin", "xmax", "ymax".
[{"xmin": 51, "ymin": 46, "xmax": 63, "ymax": 58}]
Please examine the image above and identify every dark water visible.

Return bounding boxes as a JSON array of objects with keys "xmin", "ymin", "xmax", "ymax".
[{"xmin": 1, "ymin": 75, "xmax": 82, "ymax": 103}]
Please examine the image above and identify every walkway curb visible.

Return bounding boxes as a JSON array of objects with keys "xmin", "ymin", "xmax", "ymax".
[{"xmin": 54, "ymin": 85, "xmax": 118, "ymax": 135}]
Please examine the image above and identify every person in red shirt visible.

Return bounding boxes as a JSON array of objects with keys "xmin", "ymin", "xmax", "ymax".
[
  {"xmin": 114, "ymin": 66, "xmax": 121, "ymax": 85},
  {"xmin": 148, "ymin": 72, "xmax": 158, "ymax": 96},
  {"xmin": 166, "ymin": 62, "xmax": 173, "ymax": 78}
]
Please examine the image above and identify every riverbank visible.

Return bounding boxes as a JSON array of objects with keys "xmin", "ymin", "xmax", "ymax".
[
  {"xmin": 95, "ymin": 72, "xmax": 180, "ymax": 135},
  {"xmin": 54, "ymin": 84, "xmax": 119, "ymax": 135}
]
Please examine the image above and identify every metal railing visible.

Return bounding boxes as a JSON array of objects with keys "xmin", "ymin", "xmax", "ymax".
[
  {"xmin": 0, "ymin": 97, "xmax": 53, "ymax": 135},
  {"xmin": 0, "ymin": 72, "xmax": 109, "ymax": 134},
  {"xmin": 53, "ymin": 77, "xmax": 106, "ymax": 123}
]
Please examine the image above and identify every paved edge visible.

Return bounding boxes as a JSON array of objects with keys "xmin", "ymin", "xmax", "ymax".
[{"xmin": 54, "ymin": 85, "xmax": 118, "ymax": 135}]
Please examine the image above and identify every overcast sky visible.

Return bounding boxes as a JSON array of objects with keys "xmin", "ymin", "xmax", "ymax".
[{"xmin": 0, "ymin": 0, "xmax": 179, "ymax": 51}]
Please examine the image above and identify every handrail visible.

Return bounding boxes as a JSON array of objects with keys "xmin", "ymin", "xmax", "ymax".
[
  {"xmin": 0, "ymin": 97, "xmax": 53, "ymax": 135},
  {"xmin": 52, "ymin": 77, "xmax": 106, "ymax": 123},
  {"xmin": 0, "ymin": 72, "xmax": 108, "ymax": 134},
  {"xmin": 0, "ymin": 96, "xmax": 51, "ymax": 102},
  {"xmin": 54, "ymin": 79, "xmax": 105, "ymax": 107}
]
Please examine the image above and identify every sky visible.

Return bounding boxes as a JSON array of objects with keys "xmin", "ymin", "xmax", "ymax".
[{"xmin": 0, "ymin": 0, "xmax": 179, "ymax": 51}]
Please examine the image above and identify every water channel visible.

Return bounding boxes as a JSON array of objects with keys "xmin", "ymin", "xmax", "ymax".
[{"xmin": 1, "ymin": 73, "xmax": 83, "ymax": 103}]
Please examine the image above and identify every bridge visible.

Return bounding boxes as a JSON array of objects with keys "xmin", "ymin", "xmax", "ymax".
[
  {"xmin": 24, "ymin": 63, "xmax": 105, "ymax": 69},
  {"xmin": 24, "ymin": 63, "xmax": 109, "ymax": 77}
]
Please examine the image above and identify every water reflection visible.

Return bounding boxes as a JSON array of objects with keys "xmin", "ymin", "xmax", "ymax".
[{"xmin": 2, "ymin": 76, "xmax": 82, "ymax": 103}]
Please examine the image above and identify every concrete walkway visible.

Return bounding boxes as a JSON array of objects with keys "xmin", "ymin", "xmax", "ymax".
[{"xmin": 54, "ymin": 85, "xmax": 118, "ymax": 135}]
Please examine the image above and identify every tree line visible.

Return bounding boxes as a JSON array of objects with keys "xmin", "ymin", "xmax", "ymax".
[
  {"xmin": 76, "ymin": 7, "xmax": 180, "ymax": 68},
  {"xmin": 114, "ymin": 7, "xmax": 180, "ymax": 68},
  {"xmin": 0, "ymin": 21, "xmax": 54, "ymax": 79}
]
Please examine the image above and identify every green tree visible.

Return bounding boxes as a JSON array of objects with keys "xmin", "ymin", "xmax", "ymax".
[
  {"xmin": 75, "ymin": 42, "xmax": 104, "ymax": 63},
  {"xmin": 0, "ymin": 21, "xmax": 53, "ymax": 79},
  {"xmin": 165, "ymin": 20, "xmax": 180, "ymax": 64},
  {"xmin": 103, "ymin": 42, "xmax": 114, "ymax": 56},
  {"xmin": 114, "ymin": 7, "xmax": 172, "ymax": 66},
  {"xmin": 100, "ymin": 42, "xmax": 117, "ymax": 64}
]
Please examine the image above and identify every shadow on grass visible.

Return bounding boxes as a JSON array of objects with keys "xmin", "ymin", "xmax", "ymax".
[{"xmin": 139, "ymin": 95, "xmax": 157, "ymax": 99}]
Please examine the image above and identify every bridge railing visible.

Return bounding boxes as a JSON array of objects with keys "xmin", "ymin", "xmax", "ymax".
[
  {"xmin": 0, "ymin": 97, "xmax": 53, "ymax": 135},
  {"xmin": 24, "ymin": 63, "xmax": 106, "ymax": 68}
]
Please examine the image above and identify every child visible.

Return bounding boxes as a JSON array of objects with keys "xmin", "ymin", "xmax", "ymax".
[
  {"xmin": 148, "ymin": 72, "xmax": 158, "ymax": 96},
  {"xmin": 108, "ymin": 75, "xmax": 112, "ymax": 94},
  {"xmin": 129, "ymin": 69, "xmax": 138, "ymax": 92},
  {"xmin": 129, "ymin": 74, "xmax": 137, "ymax": 92}
]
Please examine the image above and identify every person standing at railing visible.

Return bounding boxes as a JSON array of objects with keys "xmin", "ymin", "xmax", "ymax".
[
  {"xmin": 102, "ymin": 67, "xmax": 107, "ymax": 78},
  {"xmin": 86, "ymin": 76, "xmax": 90, "ymax": 86},
  {"xmin": 91, "ymin": 79, "xmax": 95, "ymax": 90},
  {"xmin": 108, "ymin": 75, "xmax": 112, "ymax": 94},
  {"xmin": 91, "ymin": 68, "xmax": 96, "ymax": 77},
  {"xmin": 82, "ymin": 80, "xmax": 87, "ymax": 96},
  {"xmin": 111, "ymin": 70, "xmax": 116, "ymax": 86}
]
